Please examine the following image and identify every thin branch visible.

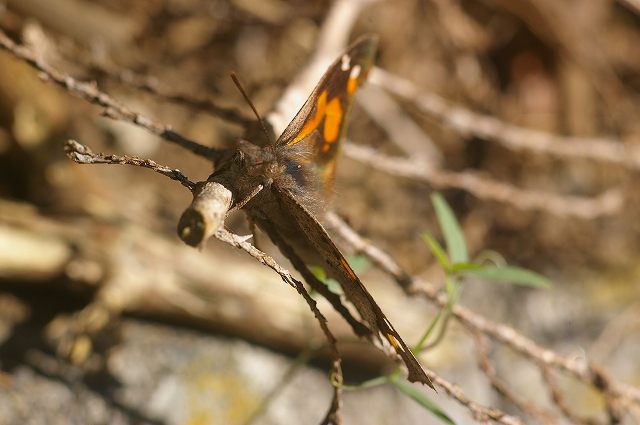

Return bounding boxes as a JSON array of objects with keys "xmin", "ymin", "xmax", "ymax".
[
  {"xmin": 64, "ymin": 139, "xmax": 196, "ymax": 191},
  {"xmin": 617, "ymin": 0, "xmax": 640, "ymax": 15},
  {"xmin": 372, "ymin": 68, "xmax": 640, "ymax": 170},
  {"xmin": 344, "ymin": 143, "xmax": 623, "ymax": 220},
  {"xmin": 424, "ymin": 369, "xmax": 526, "ymax": 425},
  {"xmin": 320, "ymin": 359, "xmax": 344, "ymax": 425},
  {"xmin": 214, "ymin": 229, "xmax": 340, "ymax": 345},
  {"xmin": 357, "ymin": 85, "xmax": 443, "ymax": 168},
  {"xmin": 324, "ymin": 212, "xmax": 640, "ymax": 411},
  {"xmin": 324, "ymin": 211, "xmax": 414, "ymax": 288},
  {"xmin": 83, "ymin": 59, "xmax": 253, "ymax": 127},
  {"xmin": 214, "ymin": 228, "xmax": 344, "ymax": 424},
  {"xmin": 473, "ymin": 331, "xmax": 559, "ymax": 425},
  {"xmin": 540, "ymin": 366, "xmax": 605, "ymax": 425},
  {"xmin": 589, "ymin": 302, "xmax": 640, "ymax": 363},
  {"xmin": 0, "ymin": 30, "xmax": 220, "ymax": 161}
]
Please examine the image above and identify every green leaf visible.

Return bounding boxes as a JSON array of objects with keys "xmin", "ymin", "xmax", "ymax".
[
  {"xmin": 324, "ymin": 278, "xmax": 343, "ymax": 295},
  {"xmin": 309, "ymin": 266, "xmax": 344, "ymax": 295},
  {"xmin": 310, "ymin": 265, "xmax": 327, "ymax": 281},
  {"xmin": 421, "ymin": 233, "xmax": 450, "ymax": 270},
  {"xmin": 466, "ymin": 265, "xmax": 551, "ymax": 288},
  {"xmin": 431, "ymin": 193, "xmax": 468, "ymax": 263},
  {"xmin": 347, "ymin": 254, "xmax": 370, "ymax": 274},
  {"xmin": 444, "ymin": 275, "xmax": 459, "ymax": 300},
  {"xmin": 450, "ymin": 262, "xmax": 483, "ymax": 275},
  {"xmin": 412, "ymin": 309, "xmax": 443, "ymax": 353},
  {"xmin": 389, "ymin": 375, "xmax": 456, "ymax": 425},
  {"xmin": 473, "ymin": 250, "xmax": 506, "ymax": 267},
  {"xmin": 342, "ymin": 375, "xmax": 388, "ymax": 391}
]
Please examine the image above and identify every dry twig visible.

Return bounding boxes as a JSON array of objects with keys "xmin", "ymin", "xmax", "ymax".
[
  {"xmin": 356, "ymin": 85, "xmax": 442, "ymax": 168},
  {"xmin": 372, "ymin": 69, "xmax": 640, "ymax": 170},
  {"xmin": 344, "ymin": 143, "xmax": 623, "ymax": 219},
  {"xmin": 617, "ymin": 0, "xmax": 640, "ymax": 15},
  {"xmin": 0, "ymin": 29, "xmax": 220, "ymax": 161},
  {"xmin": 64, "ymin": 139, "xmax": 196, "ymax": 191},
  {"xmin": 81, "ymin": 58, "xmax": 254, "ymax": 127},
  {"xmin": 473, "ymin": 331, "xmax": 558, "ymax": 424},
  {"xmin": 424, "ymin": 369, "xmax": 525, "ymax": 425},
  {"xmin": 540, "ymin": 366, "xmax": 606, "ymax": 425}
]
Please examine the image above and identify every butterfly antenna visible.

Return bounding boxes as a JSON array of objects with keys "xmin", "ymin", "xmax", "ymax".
[{"xmin": 231, "ymin": 72, "xmax": 273, "ymax": 145}]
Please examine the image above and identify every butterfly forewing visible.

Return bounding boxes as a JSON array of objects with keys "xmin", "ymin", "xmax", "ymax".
[{"xmin": 276, "ymin": 36, "xmax": 377, "ymax": 194}]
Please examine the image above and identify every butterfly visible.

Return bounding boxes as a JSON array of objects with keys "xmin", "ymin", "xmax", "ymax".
[{"xmin": 180, "ymin": 35, "xmax": 433, "ymax": 388}]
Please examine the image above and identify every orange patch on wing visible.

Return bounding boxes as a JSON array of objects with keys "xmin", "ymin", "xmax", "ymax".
[
  {"xmin": 340, "ymin": 257, "xmax": 358, "ymax": 281},
  {"xmin": 290, "ymin": 90, "xmax": 328, "ymax": 145},
  {"xmin": 347, "ymin": 77, "xmax": 358, "ymax": 94},
  {"xmin": 323, "ymin": 97, "xmax": 343, "ymax": 143}
]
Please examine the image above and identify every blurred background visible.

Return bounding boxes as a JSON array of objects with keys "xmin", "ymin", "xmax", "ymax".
[{"xmin": 1, "ymin": 0, "xmax": 639, "ymax": 424}]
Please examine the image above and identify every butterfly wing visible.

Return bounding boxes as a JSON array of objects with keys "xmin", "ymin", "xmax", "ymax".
[
  {"xmin": 252, "ymin": 36, "xmax": 432, "ymax": 387},
  {"xmin": 276, "ymin": 36, "xmax": 377, "ymax": 195},
  {"xmin": 256, "ymin": 186, "xmax": 433, "ymax": 387}
]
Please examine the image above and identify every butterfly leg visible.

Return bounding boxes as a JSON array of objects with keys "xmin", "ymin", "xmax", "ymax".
[{"xmin": 229, "ymin": 184, "xmax": 264, "ymax": 212}]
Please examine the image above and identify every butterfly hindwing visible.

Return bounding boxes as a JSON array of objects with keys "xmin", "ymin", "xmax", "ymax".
[{"xmin": 276, "ymin": 36, "xmax": 377, "ymax": 194}]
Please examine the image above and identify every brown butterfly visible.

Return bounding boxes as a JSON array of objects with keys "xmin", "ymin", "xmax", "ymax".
[{"xmin": 180, "ymin": 36, "xmax": 433, "ymax": 388}]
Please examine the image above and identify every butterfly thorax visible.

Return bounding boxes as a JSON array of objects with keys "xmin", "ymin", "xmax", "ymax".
[{"xmin": 210, "ymin": 139, "xmax": 322, "ymax": 215}]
